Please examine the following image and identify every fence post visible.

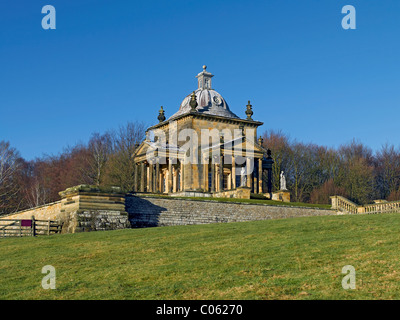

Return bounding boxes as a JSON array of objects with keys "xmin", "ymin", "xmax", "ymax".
[
  {"xmin": 31, "ymin": 216, "xmax": 36, "ymax": 237},
  {"xmin": 19, "ymin": 220, "xmax": 22, "ymax": 237},
  {"xmin": 47, "ymin": 219, "xmax": 50, "ymax": 236}
]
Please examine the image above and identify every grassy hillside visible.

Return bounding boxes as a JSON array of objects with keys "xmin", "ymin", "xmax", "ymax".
[{"xmin": 1, "ymin": 213, "xmax": 400, "ymax": 300}]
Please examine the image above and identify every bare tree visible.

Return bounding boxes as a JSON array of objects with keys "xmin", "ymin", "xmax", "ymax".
[
  {"xmin": 374, "ymin": 144, "xmax": 400, "ymax": 199},
  {"xmin": 103, "ymin": 121, "xmax": 146, "ymax": 191},
  {"xmin": 86, "ymin": 132, "xmax": 113, "ymax": 186},
  {"xmin": 24, "ymin": 177, "xmax": 49, "ymax": 208},
  {"xmin": 336, "ymin": 140, "xmax": 375, "ymax": 204},
  {"xmin": 290, "ymin": 142, "xmax": 317, "ymax": 202},
  {"xmin": 261, "ymin": 130, "xmax": 293, "ymax": 192},
  {"xmin": 310, "ymin": 179, "xmax": 348, "ymax": 204},
  {"xmin": 0, "ymin": 141, "xmax": 23, "ymax": 214}
]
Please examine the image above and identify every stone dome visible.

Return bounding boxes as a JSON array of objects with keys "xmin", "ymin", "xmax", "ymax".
[
  {"xmin": 169, "ymin": 66, "xmax": 239, "ymax": 120},
  {"xmin": 170, "ymin": 88, "xmax": 239, "ymax": 119}
]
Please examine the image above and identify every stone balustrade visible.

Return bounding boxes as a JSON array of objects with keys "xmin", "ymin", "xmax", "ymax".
[
  {"xmin": 330, "ymin": 196, "xmax": 358, "ymax": 214},
  {"xmin": 331, "ymin": 195, "xmax": 400, "ymax": 215},
  {"xmin": 362, "ymin": 201, "xmax": 400, "ymax": 214}
]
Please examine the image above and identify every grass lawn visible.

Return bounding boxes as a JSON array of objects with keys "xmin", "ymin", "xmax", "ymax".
[{"xmin": 1, "ymin": 212, "xmax": 400, "ymax": 300}]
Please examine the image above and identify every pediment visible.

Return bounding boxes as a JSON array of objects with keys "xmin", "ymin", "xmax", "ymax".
[
  {"xmin": 132, "ymin": 140, "xmax": 184, "ymax": 163},
  {"xmin": 203, "ymin": 137, "xmax": 266, "ymax": 157}
]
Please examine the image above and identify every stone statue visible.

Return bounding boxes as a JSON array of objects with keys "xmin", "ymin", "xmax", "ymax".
[
  {"xmin": 280, "ymin": 171, "xmax": 287, "ymax": 190},
  {"xmin": 240, "ymin": 167, "xmax": 247, "ymax": 187}
]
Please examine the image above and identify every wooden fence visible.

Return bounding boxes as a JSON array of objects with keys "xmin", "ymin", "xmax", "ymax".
[{"xmin": 0, "ymin": 216, "xmax": 63, "ymax": 238}]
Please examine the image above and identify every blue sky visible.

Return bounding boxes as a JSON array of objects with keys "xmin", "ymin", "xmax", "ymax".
[{"xmin": 1, "ymin": 0, "xmax": 399, "ymax": 160}]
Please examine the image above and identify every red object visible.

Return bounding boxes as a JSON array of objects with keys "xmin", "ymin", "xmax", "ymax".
[{"xmin": 21, "ymin": 220, "xmax": 32, "ymax": 227}]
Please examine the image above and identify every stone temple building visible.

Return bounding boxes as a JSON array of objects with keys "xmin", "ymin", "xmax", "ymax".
[{"xmin": 132, "ymin": 66, "xmax": 274, "ymax": 199}]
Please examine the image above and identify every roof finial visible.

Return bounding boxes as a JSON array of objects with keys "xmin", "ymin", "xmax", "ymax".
[
  {"xmin": 189, "ymin": 91, "xmax": 198, "ymax": 112},
  {"xmin": 196, "ymin": 65, "xmax": 213, "ymax": 89},
  {"xmin": 245, "ymin": 100, "xmax": 253, "ymax": 120},
  {"xmin": 158, "ymin": 106, "xmax": 166, "ymax": 122}
]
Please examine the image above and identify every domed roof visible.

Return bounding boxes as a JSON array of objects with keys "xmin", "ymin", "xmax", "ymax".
[
  {"xmin": 169, "ymin": 66, "xmax": 239, "ymax": 120},
  {"xmin": 170, "ymin": 88, "xmax": 239, "ymax": 119}
]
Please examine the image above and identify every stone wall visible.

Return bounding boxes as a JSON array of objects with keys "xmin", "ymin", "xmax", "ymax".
[
  {"xmin": 2, "ymin": 185, "xmax": 335, "ymax": 233},
  {"xmin": 58, "ymin": 185, "xmax": 129, "ymax": 232},
  {"xmin": 126, "ymin": 195, "xmax": 334, "ymax": 228},
  {"xmin": 171, "ymin": 187, "xmax": 251, "ymax": 199},
  {"xmin": 1, "ymin": 201, "xmax": 62, "ymax": 220},
  {"xmin": 62, "ymin": 210, "xmax": 130, "ymax": 233},
  {"xmin": 213, "ymin": 187, "xmax": 251, "ymax": 199},
  {"xmin": 0, "ymin": 185, "xmax": 129, "ymax": 233}
]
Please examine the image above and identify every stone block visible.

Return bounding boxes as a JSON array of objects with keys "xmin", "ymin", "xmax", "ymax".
[{"xmin": 272, "ymin": 191, "xmax": 291, "ymax": 202}]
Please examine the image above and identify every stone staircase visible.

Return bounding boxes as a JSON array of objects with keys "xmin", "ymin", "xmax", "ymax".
[{"xmin": 330, "ymin": 195, "xmax": 400, "ymax": 214}]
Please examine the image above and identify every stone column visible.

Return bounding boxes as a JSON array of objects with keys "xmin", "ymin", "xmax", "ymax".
[
  {"xmin": 246, "ymin": 157, "xmax": 252, "ymax": 188},
  {"xmin": 258, "ymin": 158, "xmax": 263, "ymax": 193},
  {"xmin": 211, "ymin": 159, "xmax": 215, "ymax": 192},
  {"xmin": 152, "ymin": 162, "xmax": 156, "ymax": 193},
  {"xmin": 134, "ymin": 163, "xmax": 138, "ymax": 192},
  {"xmin": 155, "ymin": 159, "xmax": 160, "ymax": 193},
  {"xmin": 262, "ymin": 169, "xmax": 267, "ymax": 194},
  {"xmin": 219, "ymin": 155, "xmax": 224, "ymax": 191},
  {"xmin": 168, "ymin": 158, "xmax": 173, "ymax": 193},
  {"xmin": 140, "ymin": 162, "xmax": 145, "ymax": 192},
  {"xmin": 232, "ymin": 156, "xmax": 236, "ymax": 189},
  {"xmin": 147, "ymin": 163, "xmax": 151, "ymax": 193},
  {"xmin": 152, "ymin": 164, "xmax": 156, "ymax": 192},
  {"xmin": 267, "ymin": 168, "xmax": 272, "ymax": 195},
  {"xmin": 252, "ymin": 159, "xmax": 258, "ymax": 193},
  {"xmin": 180, "ymin": 159, "xmax": 184, "ymax": 191},
  {"xmin": 172, "ymin": 165, "xmax": 178, "ymax": 192},
  {"xmin": 203, "ymin": 156, "xmax": 209, "ymax": 192}
]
